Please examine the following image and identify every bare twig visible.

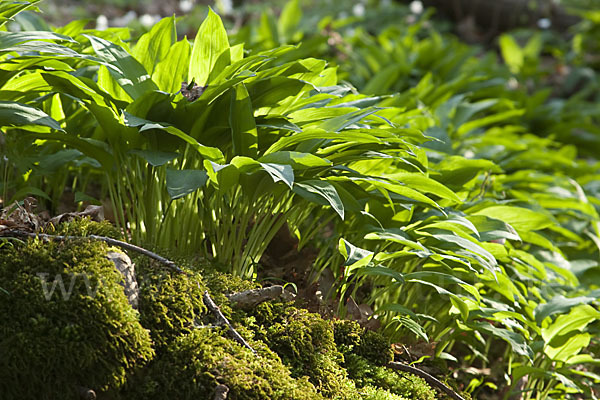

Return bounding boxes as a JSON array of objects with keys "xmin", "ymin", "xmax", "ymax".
[
  {"xmin": 203, "ymin": 291, "xmax": 257, "ymax": 355},
  {"xmin": 388, "ymin": 362, "xmax": 466, "ymax": 400},
  {"xmin": 4, "ymin": 231, "xmax": 183, "ymax": 274}
]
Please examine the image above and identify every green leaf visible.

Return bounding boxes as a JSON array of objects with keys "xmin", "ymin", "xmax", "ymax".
[
  {"xmin": 393, "ymin": 315, "xmax": 429, "ymax": 342},
  {"xmin": 467, "ymin": 215, "xmax": 521, "ymax": 242},
  {"xmin": 278, "ymin": 0, "xmax": 301, "ymax": 42},
  {"xmin": 541, "ymin": 305, "xmax": 600, "ymax": 344},
  {"xmin": 0, "ymin": 101, "xmax": 63, "ymax": 131},
  {"xmin": 229, "ymin": 83, "xmax": 258, "ymax": 157},
  {"xmin": 129, "ymin": 149, "xmax": 179, "ymax": 166},
  {"xmin": 294, "ymin": 179, "xmax": 345, "ymax": 219},
  {"xmin": 0, "ymin": 0, "xmax": 40, "ymax": 29},
  {"xmin": 535, "ymin": 295, "xmax": 598, "ymax": 325},
  {"xmin": 499, "ymin": 34, "xmax": 523, "ymax": 74},
  {"xmin": 472, "ymin": 205, "xmax": 555, "ymax": 232},
  {"xmin": 260, "ymin": 163, "xmax": 294, "ymax": 188},
  {"xmin": 338, "ymin": 238, "xmax": 373, "ymax": 267},
  {"xmin": 545, "ymin": 333, "xmax": 590, "ymax": 363},
  {"xmin": 319, "ymin": 107, "xmax": 381, "ymax": 132},
  {"xmin": 189, "ymin": 7, "xmax": 230, "ymax": 86},
  {"xmin": 355, "ymin": 265, "xmax": 405, "ymax": 283},
  {"xmin": 365, "ymin": 229, "xmax": 426, "ymax": 251},
  {"xmin": 152, "ymin": 38, "xmax": 191, "ymax": 93},
  {"xmin": 473, "ymin": 321, "xmax": 533, "ymax": 360},
  {"xmin": 166, "ymin": 168, "xmax": 208, "ymax": 200},
  {"xmin": 123, "ymin": 112, "xmax": 225, "ymax": 163},
  {"xmin": 387, "ymin": 172, "xmax": 462, "ymax": 203},
  {"xmin": 0, "ymin": 30, "xmax": 75, "ymax": 50},
  {"xmin": 258, "ymin": 151, "xmax": 331, "ymax": 169},
  {"xmin": 132, "ymin": 16, "xmax": 176, "ymax": 76},
  {"xmin": 84, "ymin": 34, "xmax": 158, "ymax": 99}
]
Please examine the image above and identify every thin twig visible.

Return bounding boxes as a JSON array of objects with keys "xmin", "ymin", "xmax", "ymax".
[
  {"xmin": 388, "ymin": 362, "xmax": 466, "ymax": 400},
  {"xmin": 203, "ymin": 291, "xmax": 257, "ymax": 354},
  {"xmin": 5, "ymin": 231, "xmax": 183, "ymax": 273}
]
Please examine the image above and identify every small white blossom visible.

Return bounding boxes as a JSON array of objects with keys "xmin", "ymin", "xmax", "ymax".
[
  {"xmin": 96, "ymin": 15, "xmax": 108, "ymax": 31},
  {"xmin": 180, "ymin": 0, "xmax": 194, "ymax": 13},
  {"xmin": 140, "ymin": 14, "xmax": 158, "ymax": 28},
  {"xmin": 352, "ymin": 3, "xmax": 365, "ymax": 17},
  {"xmin": 410, "ymin": 1, "xmax": 424, "ymax": 14},
  {"xmin": 538, "ymin": 18, "xmax": 551, "ymax": 29}
]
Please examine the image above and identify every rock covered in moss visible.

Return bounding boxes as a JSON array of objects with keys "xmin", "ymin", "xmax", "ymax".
[
  {"xmin": 127, "ymin": 328, "xmax": 323, "ymax": 400},
  {"xmin": 345, "ymin": 353, "xmax": 437, "ymax": 400},
  {"xmin": 249, "ymin": 302, "xmax": 361, "ymax": 399},
  {"xmin": 0, "ymin": 236, "xmax": 154, "ymax": 400}
]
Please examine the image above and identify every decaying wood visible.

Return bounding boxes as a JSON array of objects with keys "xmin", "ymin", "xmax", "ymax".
[
  {"xmin": 213, "ymin": 384, "xmax": 229, "ymax": 400},
  {"xmin": 203, "ymin": 291, "xmax": 257, "ymax": 355},
  {"xmin": 226, "ymin": 285, "xmax": 295, "ymax": 310},
  {"xmin": 388, "ymin": 362, "xmax": 466, "ymax": 400}
]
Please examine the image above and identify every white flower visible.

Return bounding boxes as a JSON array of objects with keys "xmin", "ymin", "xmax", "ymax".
[
  {"xmin": 538, "ymin": 18, "xmax": 551, "ymax": 29},
  {"xmin": 140, "ymin": 14, "xmax": 157, "ymax": 28},
  {"xmin": 352, "ymin": 3, "xmax": 365, "ymax": 17},
  {"xmin": 410, "ymin": 0, "xmax": 424, "ymax": 14},
  {"xmin": 96, "ymin": 15, "xmax": 108, "ymax": 31},
  {"xmin": 180, "ymin": 0, "xmax": 194, "ymax": 12}
]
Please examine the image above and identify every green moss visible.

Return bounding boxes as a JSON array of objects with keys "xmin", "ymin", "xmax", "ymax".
[
  {"xmin": 333, "ymin": 319, "xmax": 393, "ymax": 365},
  {"xmin": 359, "ymin": 385, "xmax": 408, "ymax": 400},
  {"xmin": 127, "ymin": 329, "xmax": 323, "ymax": 400},
  {"xmin": 249, "ymin": 303, "xmax": 360, "ymax": 399},
  {"xmin": 135, "ymin": 258, "xmax": 207, "ymax": 349},
  {"xmin": 0, "ymin": 237, "xmax": 153, "ymax": 400},
  {"xmin": 49, "ymin": 216, "xmax": 123, "ymax": 239},
  {"xmin": 345, "ymin": 353, "xmax": 437, "ymax": 400}
]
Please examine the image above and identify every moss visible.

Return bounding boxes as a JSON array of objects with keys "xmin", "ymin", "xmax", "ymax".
[
  {"xmin": 49, "ymin": 216, "xmax": 123, "ymax": 239},
  {"xmin": 0, "ymin": 236, "xmax": 153, "ymax": 400},
  {"xmin": 333, "ymin": 319, "xmax": 393, "ymax": 366},
  {"xmin": 135, "ymin": 258, "xmax": 207, "ymax": 349},
  {"xmin": 345, "ymin": 353, "xmax": 437, "ymax": 400},
  {"xmin": 359, "ymin": 385, "xmax": 408, "ymax": 400},
  {"xmin": 249, "ymin": 302, "xmax": 360, "ymax": 399},
  {"xmin": 126, "ymin": 329, "xmax": 323, "ymax": 400}
]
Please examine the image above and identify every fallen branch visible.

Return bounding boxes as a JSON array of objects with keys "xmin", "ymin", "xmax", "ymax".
[
  {"xmin": 226, "ymin": 285, "xmax": 295, "ymax": 310},
  {"xmin": 388, "ymin": 362, "xmax": 466, "ymax": 400},
  {"xmin": 203, "ymin": 291, "xmax": 257, "ymax": 354}
]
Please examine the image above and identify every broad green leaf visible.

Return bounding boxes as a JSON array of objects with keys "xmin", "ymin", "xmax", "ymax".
[
  {"xmin": 364, "ymin": 229, "xmax": 426, "ymax": 251},
  {"xmin": 386, "ymin": 172, "xmax": 462, "ymax": 203},
  {"xmin": 319, "ymin": 107, "xmax": 381, "ymax": 132},
  {"xmin": 0, "ymin": 101, "xmax": 63, "ymax": 131},
  {"xmin": 541, "ymin": 305, "xmax": 600, "ymax": 344},
  {"xmin": 129, "ymin": 149, "xmax": 179, "ymax": 166},
  {"xmin": 355, "ymin": 265, "xmax": 405, "ymax": 283},
  {"xmin": 189, "ymin": 7, "xmax": 230, "ymax": 86},
  {"xmin": 499, "ymin": 34, "xmax": 523, "ymax": 74},
  {"xmin": 278, "ymin": 0, "xmax": 301, "ymax": 42},
  {"xmin": 229, "ymin": 83, "xmax": 258, "ymax": 158},
  {"xmin": 457, "ymin": 109, "xmax": 525, "ymax": 136},
  {"xmin": 393, "ymin": 315, "xmax": 429, "ymax": 342},
  {"xmin": 258, "ymin": 151, "xmax": 331, "ymax": 169},
  {"xmin": 473, "ymin": 321, "xmax": 533, "ymax": 360},
  {"xmin": 166, "ymin": 168, "xmax": 208, "ymax": 199},
  {"xmin": 472, "ymin": 205, "xmax": 555, "ymax": 232},
  {"xmin": 338, "ymin": 238, "xmax": 373, "ymax": 268},
  {"xmin": 535, "ymin": 295, "xmax": 598, "ymax": 325},
  {"xmin": 132, "ymin": 16, "xmax": 176, "ymax": 76},
  {"xmin": 0, "ymin": 30, "xmax": 75, "ymax": 50},
  {"xmin": 123, "ymin": 112, "xmax": 224, "ymax": 163},
  {"xmin": 84, "ymin": 34, "xmax": 157, "ymax": 99},
  {"xmin": 153, "ymin": 38, "xmax": 191, "ymax": 93},
  {"xmin": 295, "ymin": 179, "xmax": 345, "ymax": 219},
  {"xmin": 0, "ymin": 0, "xmax": 40, "ymax": 29},
  {"xmin": 260, "ymin": 163, "xmax": 294, "ymax": 188},
  {"xmin": 545, "ymin": 333, "xmax": 590, "ymax": 363},
  {"xmin": 467, "ymin": 215, "xmax": 521, "ymax": 242}
]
